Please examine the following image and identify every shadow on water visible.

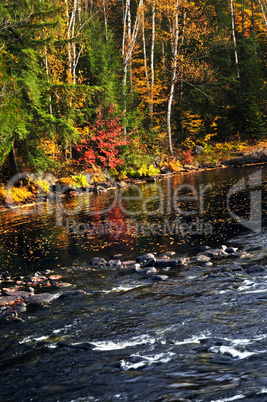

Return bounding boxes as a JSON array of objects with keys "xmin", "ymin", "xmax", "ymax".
[{"xmin": 1, "ymin": 165, "xmax": 267, "ymax": 401}]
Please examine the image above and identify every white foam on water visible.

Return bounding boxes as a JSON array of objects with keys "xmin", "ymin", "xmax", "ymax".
[
  {"xmin": 242, "ymin": 288, "xmax": 267, "ymax": 294},
  {"xmin": 186, "ymin": 275, "xmax": 198, "ymax": 280},
  {"xmin": 53, "ymin": 324, "xmax": 73, "ymax": 334},
  {"xmin": 19, "ymin": 335, "xmax": 50, "ymax": 344},
  {"xmin": 238, "ymin": 279, "xmax": 255, "ymax": 291},
  {"xmin": 100, "ymin": 284, "xmax": 144, "ymax": 293},
  {"xmin": 70, "ymin": 397, "xmax": 98, "ymax": 402},
  {"xmin": 210, "ymin": 345, "xmax": 254, "ymax": 359},
  {"xmin": 90, "ymin": 334, "xmax": 156, "ymax": 351},
  {"xmin": 211, "ymin": 394, "xmax": 245, "ymax": 401},
  {"xmin": 225, "ymin": 333, "xmax": 267, "ymax": 346},
  {"xmin": 174, "ymin": 332, "xmax": 211, "ymax": 346},
  {"xmin": 46, "ymin": 343, "xmax": 57, "ymax": 349},
  {"xmin": 121, "ymin": 351, "xmax": 176, "ymax": 370}
]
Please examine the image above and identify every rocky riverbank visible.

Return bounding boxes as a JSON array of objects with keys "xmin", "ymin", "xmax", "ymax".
[
  {"xmin": 1, "ymin": 143, "xmax": 267, "ymax": 212},
  {"xmin": 1, "ymin": 244, "xmax": 265, "ymax": 323}
]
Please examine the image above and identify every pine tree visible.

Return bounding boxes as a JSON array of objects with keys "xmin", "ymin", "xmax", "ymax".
[{"xmin": 0, "ymin": 0, "xmax": 77, "ymax": 173}]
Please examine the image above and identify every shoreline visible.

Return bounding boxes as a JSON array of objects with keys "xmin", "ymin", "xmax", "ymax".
[{"xmin": 0, "ymin": 158, "xmax": 266, "ymax": 214}]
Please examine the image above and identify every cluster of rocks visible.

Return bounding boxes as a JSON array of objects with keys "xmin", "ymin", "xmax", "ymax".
[
  {"xmin": 0, "ymin": 270, "xmax": 86, "ymax": 323},
  {"xmin": 2, "ymin": 244, "xmax": 265, "ymax": 323},
  {"xmin": 89, "ymin": 244, "xmax": 265, "ymax": 282},
  {"xmin": 89, "ymin": 252, "xmax": 189, "ymax": 282}
]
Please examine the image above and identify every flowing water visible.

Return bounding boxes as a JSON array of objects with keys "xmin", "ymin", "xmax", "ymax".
[{"xmin": 1, "ymin": 166, "xmax": 267, "ymax": 401}]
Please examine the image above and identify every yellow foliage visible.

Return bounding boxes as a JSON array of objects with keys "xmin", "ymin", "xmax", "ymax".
[
  {"xmin": 0, "ymin": 186, "xmax": 6, "ymax": 203},
  {"xmin": 31, "ymin": 178, "xmax": 51, "ymax": 194},
  {"xmin": 182, "ymin": 137, "xmax": 197, "ymax": 149},
  {"xmin": 6, "ymin": 187, "xmax": 33, "ymax": 204},
  {"xmin": 168, "ymin": 159, "xmax": 182, "ymax": 172},
  {"xmin": 38, "ymin": 140, "xmax": 61, "ymax": 162},
  {"xmin": 181, "ymin": 111, "xmax": 203, "ymax": 136},
  {"xmin": 58, "ymin": 177, "xmax": 74, "ymax": 187},
  {"xmin": 137, "ymin": 164, "xmax": 160, "ymax": 177}
]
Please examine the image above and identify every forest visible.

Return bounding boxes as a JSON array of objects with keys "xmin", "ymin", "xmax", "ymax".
[{"xmin": 1, "ymin": 0, "xmax": 267, "ymax": 180}]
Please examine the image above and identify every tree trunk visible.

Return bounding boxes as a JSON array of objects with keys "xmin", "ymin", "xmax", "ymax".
[
  {"xmin": 127, "ymin": 0, "xmax": 133, "ymax": 92},
  {"xmin": 9, "ymin": 141, "xmax": 19, "ymax": 176},
  {"xmin": 179, "ymin": 11, "xmax": 186, "ymax": 108},
  {"xmin": 65, "ymin": 0, "xmax": 72, "ymax": 80},
  {"xmin": 122, "ymin": 0, "xmax": 142, "ymax": 133},
  {"xmin": 167, "ymin": 0, "xmax": 179, "ymax": 155},
  {"xmin": 230, "ymin": 0, "xmax": 240, "ymax": 79},
  {"xmin": 258, "ymin": 0, "xmax": 267, "ymax": 28},
  {"xmin": 141, "ymin": 1, "xmax": 150, "ymax": 104},
  {"xmin": 150, "ymin": 0, "xmax": 156, "ymax": 120}
]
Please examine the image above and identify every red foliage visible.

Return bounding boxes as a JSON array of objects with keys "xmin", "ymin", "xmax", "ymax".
[
  {"xmin": 76, "ymin": 105, "xmax": 127, "ymax": 169},
  {"xmin": 180, "ymin": 149, "xmax": 194, "ymax": 165}
]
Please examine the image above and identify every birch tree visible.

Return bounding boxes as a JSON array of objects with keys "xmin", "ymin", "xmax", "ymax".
[
  {"xmin": 150, "ymin": 0, "xmax": 156, "ymax": 119},
  {"xmin": 167, "ymin": 0, "xmax": 179, "ymax": 154},
  {"xmin": 230, "ymin": 0, "xmax": 240, "ymax": 79},
  {"xmin": 122, "ymin": 0, "xmax": 142, "ymax": 131}
]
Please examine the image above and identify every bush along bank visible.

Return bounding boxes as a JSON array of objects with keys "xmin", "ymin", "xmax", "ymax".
[{"xmin": 1, "ymin": 141, "xmax": 267, "ymax": 208}]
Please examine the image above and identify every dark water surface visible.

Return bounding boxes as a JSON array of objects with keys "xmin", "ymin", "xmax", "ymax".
[{"xmin": 1, "ymin": 166, "xmax": 267, "ymax": 401}]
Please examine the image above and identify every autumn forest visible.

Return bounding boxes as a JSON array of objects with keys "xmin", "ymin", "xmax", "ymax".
[{"xmin": 1, "ymin": 0, "xmax": 267, "ymax": 179}]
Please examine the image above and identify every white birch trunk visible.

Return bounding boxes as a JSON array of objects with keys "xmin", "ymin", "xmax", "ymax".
[
  {"xmin": 44, "ymin": 47, "xmax": 53, "ymax": 116},
  {"xmin": 72, "ymin": 0, "xmax": 77, "ymax": 84},
  {"xmin": 230, "ymin": 0, "xmax": 240, "ymax": 79},
  {"xmin": 122, "ymin": 0, "xmax": 130, "ymax": 131},
  {"xmin": 122, "ymin": 0, "xmax": 142, "ymax": 132},
  {"xmin": 103, "ymin": 0, "xmax": 109, "ymax": 44},
  {"xmin": 127, "ymin": 0, "xmax": 133, "ymax": 92},
  {"xmin": 179, "ymin": 11, "xmax": 186, "ymax": 107},
  {"xmin": 258, "ymin": 0, "xmax": 267, "ymax": 29},
  {"xmin": 141, "ymin": 0, "xmax": 150, "ymax": 95},
  {"xmin": 167, "ymin": 0, "xmax": 179, "ymax": 155},
  {"xmin": 150, "ymin": 0, "xmax": 156, "ymax": 119},
  {"xmin": 65, "ymin": 0, "xmax": 72, "ymax": 79}
]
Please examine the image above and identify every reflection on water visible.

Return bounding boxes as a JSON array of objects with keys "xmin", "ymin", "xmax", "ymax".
[
  {"xmin": 0, "ymin": 165, "xmax": 266, "ymax": 275},
  {"xmin": 1, "ymin": 165, "xmax": 267, "ymax": 401}
]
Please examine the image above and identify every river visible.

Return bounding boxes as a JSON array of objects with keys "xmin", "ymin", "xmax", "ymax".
[{"xmin": 1, "ymin": 165, "xmax": 267, "ymax": 401}]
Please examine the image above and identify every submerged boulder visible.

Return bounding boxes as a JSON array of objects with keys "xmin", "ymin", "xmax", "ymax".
[
  {"xmin": 246, "ymin": 265, "xmax": 266, "ymax": 274},
  {"xmin": 155, "ymin": 258, "xmax": 187, "ymax": 268},
  {"xmin": 150, "ymin": 275, "xmax": 169, "ymax": 282},
  {"xmin": 23, "ymin": 292, "xmax": 60, "ymax": 306}
]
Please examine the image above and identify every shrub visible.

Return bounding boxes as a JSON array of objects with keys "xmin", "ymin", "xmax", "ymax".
[
  {"xmin": 71, "ymin": 174, "xmax": 89, "ymax": 188},
  {"xmin": 180, "ymin": 149, "xmax": 194, "ymax": 165}
]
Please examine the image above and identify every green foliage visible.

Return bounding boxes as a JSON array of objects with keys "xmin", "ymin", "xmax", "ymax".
[
  {"xmin": 80, "ymin": 18, "xmax": 120, "ymax": 108},
  {"xmin": 1, "ymin": 0, "xmax": 267, "ymax": 178}
]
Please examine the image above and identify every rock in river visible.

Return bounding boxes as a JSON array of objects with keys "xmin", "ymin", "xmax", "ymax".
[
  {"xmin": 22, "ymin": 292, "xmax": 60, "ymax": 306},
  {"xmin": 246, "ymin": 265, "xmax": 266, "ymax": 274},
  {"xmin": 150, "ymin": 275, "xmax": 169, "ymax": 282},
  {"xmin": 89, "ymin": 257, "xmax": 107, "ymax": 266},
  {"xmin": 156, "ymin": 258, "xmax": 188, "ymax": 268},
  {"xmin": 196, "ymin": 254, "xmax": 211, "ymax": 263},
  {"xmin": 107, "ymin": 259, "xmax": 122, "ymax": 268},
  {"xmin": 136, "ymin": 253, "xmax": 156, "ymax": 263}
]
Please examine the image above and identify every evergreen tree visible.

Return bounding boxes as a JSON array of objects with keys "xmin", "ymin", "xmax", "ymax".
[{"xmin": 0, "ymin": 0, "xmax": 77, "ymax": 173}]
